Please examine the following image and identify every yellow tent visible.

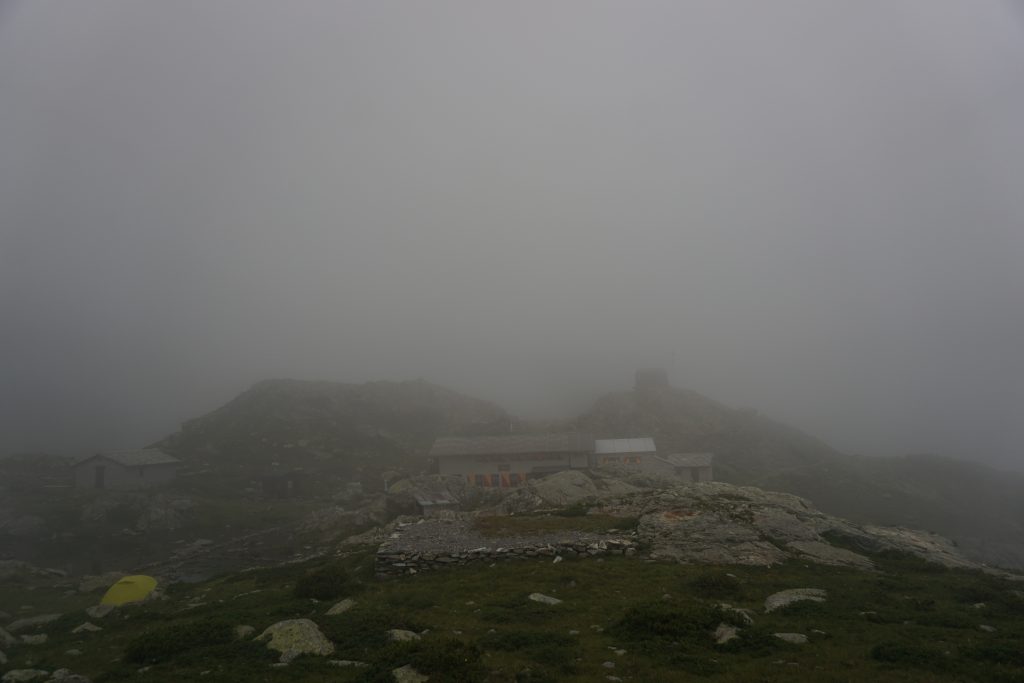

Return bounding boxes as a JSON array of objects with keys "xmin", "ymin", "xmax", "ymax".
[{"xmin": 100, "ymin": 574, "xmax": 158, "ymax": 606}]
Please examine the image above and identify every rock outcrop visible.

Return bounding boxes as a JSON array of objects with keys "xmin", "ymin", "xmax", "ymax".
[{"xmin": 630, "ymin": 482, "xmax": 981, "ymax": 569}]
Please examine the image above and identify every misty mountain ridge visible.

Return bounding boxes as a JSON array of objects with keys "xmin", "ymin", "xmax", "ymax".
[
  {"xmin": 149, "ymin": 376, "xmax": 1024, "ymax": 569},
  {"xmin": 156, "ymin": 378, "xmax": 510, "ymax": 462}
]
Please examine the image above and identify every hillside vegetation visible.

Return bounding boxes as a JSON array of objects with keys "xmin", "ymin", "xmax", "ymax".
[{"xmin": 3, "ymin": 545, "xmax": 1023, "ymax": 682}]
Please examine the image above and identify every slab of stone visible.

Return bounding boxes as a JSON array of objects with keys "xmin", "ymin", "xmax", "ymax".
[
  {"xmin": 84, "ymin": 605, "xmax": 114, "ymax": 620},
  {"xmin": 387, "ymin": 629, "xmax": 421, "ymax": 642},
  {"xmin": 713, "ymin": 623, "xmax": 739, "ymax": 644},
  {"xmin": 764, "ymin": 589, "xmax": 827, "ymax": 613},
  {"xmin": 392, "ymin": 665, "xmax": 429, "ymax": 683},
  {"xmin": 528, "ymin": 593, "xmax": 562, "ymax": 605},
  {"xmin": 7, "ymin": 614, "xmax": 61, "ymax": 632},
  {"xmin": 2, "ymin": 671, "xmax": 49, "ymax": 683},
  {"xmin": 326, "ymin": 598, "xmax": 356, "ymax": 615}
]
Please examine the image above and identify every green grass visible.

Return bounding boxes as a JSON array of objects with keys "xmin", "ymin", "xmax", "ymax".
[{"xmin": 5, "ymin": 546, "xmax": 1024, "ymax": 682}]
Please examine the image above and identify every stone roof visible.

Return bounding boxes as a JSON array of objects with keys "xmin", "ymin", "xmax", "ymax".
[
  {"xmin": 594, "ymin": 437, "xmax": 656, "ymax": 454},
  {"xmin": 75, "ymin": 449, "xmax": 181, "ymax": 467},
  {"xmin": 429, "ymin": 433, "xmax": 594, "ymax": 457}
]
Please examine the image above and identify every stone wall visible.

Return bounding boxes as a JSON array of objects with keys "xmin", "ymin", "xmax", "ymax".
[{"xmin": 376, "ymin": 537, "xmax": 639, "ymax": 578}]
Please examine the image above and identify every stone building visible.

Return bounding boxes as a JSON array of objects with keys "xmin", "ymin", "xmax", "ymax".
[
  {"xmin": 72, "ymin": 449, "xmax": 181, "ymax": 491},
  {"xmin": 593, "ymin": 437, "xmax": 657, "ymax": 469},
  {"xmin": 645, "ymin": 452, "xmax": 714, "ymax": 482},
  {"xmin": 428, "ymin": 433, "xmax": 594, "ymax": 487}
]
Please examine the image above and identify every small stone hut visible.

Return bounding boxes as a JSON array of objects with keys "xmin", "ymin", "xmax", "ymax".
[{"xmin": 73, "ymin": 449, "xmax": 181, "ymax": 491}]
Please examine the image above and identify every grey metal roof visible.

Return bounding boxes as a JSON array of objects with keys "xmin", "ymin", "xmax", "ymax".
[
  {"xmin": 429, "ymin": 433, "xmax": 594, "ymax": 457},
  {"xmin": 594, "ymin": 437, "xmax": 656, "ymax": 455},
  {"xmin": 76, "ymin": 449, "xmax": 181, "ymax": 467},
  {"xmin": 658, "ymin": 453, "xmax": 714, "ymax": 468}
]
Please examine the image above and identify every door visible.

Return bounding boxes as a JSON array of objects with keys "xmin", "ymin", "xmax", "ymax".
[{"xmin": 94, "ymin": 465, "xmax": 105, "ymax": 489}]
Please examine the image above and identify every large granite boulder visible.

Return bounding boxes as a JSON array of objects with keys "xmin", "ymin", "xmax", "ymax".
[{"xmin": 257, "ymin": 618, "xmax": 334, "ymax": 663}]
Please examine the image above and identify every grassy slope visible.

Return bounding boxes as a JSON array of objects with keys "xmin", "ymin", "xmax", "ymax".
[{"xmin": 5, "ymin": 548, "xmax": 1023, "ymax": 682}]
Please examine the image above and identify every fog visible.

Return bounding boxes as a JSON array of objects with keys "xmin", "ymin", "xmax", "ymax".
[{"xmin": 1, "ymin": 1, "xmax": 1022, "ymax": 468}]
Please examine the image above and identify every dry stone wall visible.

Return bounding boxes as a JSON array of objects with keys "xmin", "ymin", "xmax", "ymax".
[
  {"xmin": 375, "ymin": 518, "xmax": 638, "ymax": 578},
  {"xmin": 377, "ymin": 538, "xmax": 638, "ymax": 578}
]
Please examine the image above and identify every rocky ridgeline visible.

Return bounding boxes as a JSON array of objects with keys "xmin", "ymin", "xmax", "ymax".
[{"xmin": 376, "ymin": 518, "xmax": 637, "ymax": 578}]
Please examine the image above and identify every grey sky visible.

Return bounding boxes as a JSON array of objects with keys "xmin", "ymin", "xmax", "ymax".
[{"xmin": 1, "ymin": 1, "xmax": 1022, "ymax": 467}]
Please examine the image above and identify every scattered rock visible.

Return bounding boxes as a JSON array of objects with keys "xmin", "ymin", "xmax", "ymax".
[
  {"xmin": 552, "ymin": 556, "xmax": 563, "ymax": 564},
  {"xmin": 528, "ymin": 593, "xmax": 562, "ymax": 606},
  {"xmin": 774, "ymin": 633, "xmax": 809, "ymax": 644},
  {"xmin": 234, "ymin": 625, "xmax": 255, "ymax": 639},
  {"xmin": 77, "ymin": 573, "xmax": 125, "ymax": 594},
  {"xmin": 713, "ymin": 623, "xmax": 740, "ymax": 644},
  {"xmin": 71, "ymin": 623, "xmax": 101, "ymax": 634},
  {"xmin": 7, "ymin": 614, "xmax": 62, "ymax": 632},
  {"xmin": 328, "ymin": 660, "xmax": 368, "ymax": 667},
  {"xmin": 84, "ymin": 605, "xmax": 114, "ymax": 620},
  {"xmin": 44, "ymin": 670, "xmax": 91, "ymax": 683},
  {"xmin": 718, "ymin": 603, "xmax": 755, "ymax": 625},
  {"xmin": 979, "ymin": 624, "xmax": 996, "ymax": 633},
  {"xmin": 764, "ymin": 589, "xmax": 827, "ymax": 613},
  {"xmin": 64, "ymin": 649, "xmax": 82, "ymax": 656},
  {"xmin": 392, "ymin": 664, "xmax": 429, "ymax": 682},
  {"xmin": 602, "ymin": 661, "xmax": 615, "ymax": 668},
  {"xmin": 256, "ymin": 619, "xmax": 335, "ymax": 663},
  {"xmin": 326, "ymin": 598, "xmax": 356, "ymax": 615},
  {"xmin": 387, "ymin": 629, "xmax": 421, "ymax": 642},
  {"xmin": 21, "ymin": 633, "xmax": 48, "ymax": 645},
  {"xmin": 2, "ymin": 671, "xmax": 49, "ymax": 683}
]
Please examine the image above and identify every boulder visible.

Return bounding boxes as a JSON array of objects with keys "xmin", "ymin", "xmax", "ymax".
[
  {"xmin": 44, "ymin": 671, "xmax": 91, "ymax": 683},
  {"xmin": 713, "ymin": 623, "xmax": 739, "ymax": 644},
  {"xmin": 387, "ymin": 629, "xmax": 421, "ymax": 642},
  {"xmin": 2, "ymin": 672, "xmax": 49, "ymax": 683},
  {"xmin": 256, "ymin": 619, "xmax": 335, "ymax": 663},
  {"xmin": 392, "ymin": 665, "xmax": 429, "ymax": 683},
  {"xmin": 528, "ymin": 593, "xmax": 562, "ymax": 606},
  {"xmin": 326, "ymin": 598, "xmax": 356, "ymax": 615},
  {"xmin": 84, "ymin": 605, "xmax": 114, "ymax": 620},
  {"xmin": 7, "ymin": 614, "xmax": 61, "ymax": 632},
  {"xmin": 764, "ymin": 589, "xmax": 827, "ymax": 613}
]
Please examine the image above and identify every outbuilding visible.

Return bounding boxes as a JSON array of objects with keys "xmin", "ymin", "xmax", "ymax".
[
  {"xmin": 647, "ymin": 452, "xmax": 714, "ymax": 482},
  {"xmin": 73, "ymin": 449, "xmax": 181, "ymax": 490}
]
